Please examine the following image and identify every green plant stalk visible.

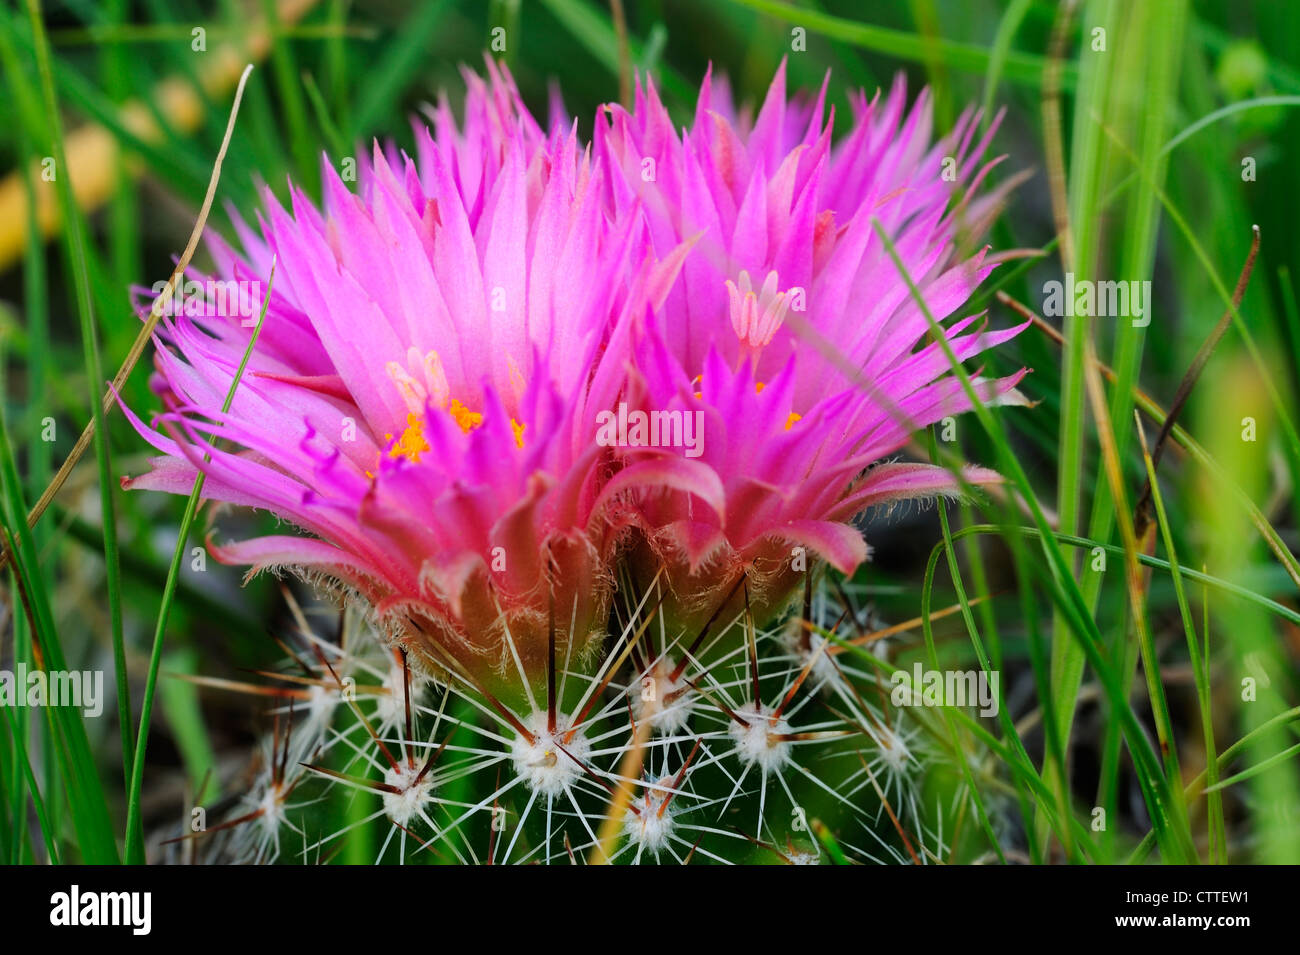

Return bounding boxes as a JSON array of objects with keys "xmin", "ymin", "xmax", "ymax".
[
  {"xmin": 260, "ymin": 0, "xmax": 316, "ymax": 193},
  {"xmin": 0, "ymin": 400, "xmax": 118, "ymax": 861},
  {"xmin": 302, "ymin": 70, "xmax": 348, "ymax": 158},
  {"xmin": 23, "ymin": 0, "xmax": 134, "ymax": 808},
  {"xmin": 0, "ymin": 3, "xmax": 64, "ymax": 849},
  {"xmin": 1128, "ymin": 706, "xmax": 1300, "ymax": 863},
  {"xmin": 1082, "ymin": 343, "xmax": 1193, "ymax": 844},
  {"xmin": 0, "ymin": 646, "xmax": 59, "ymax": 864},
  {"xmin": 906, "ymin": 0, "xmax": 952, "ymax": 130},
  {"xmin": 1138, "ymin": 424, "xmax": 1223, "ymax": 860},
  {"xmin": 1083, "ymin": 0, "xmax": 1187, "ymax": 856},
  {"xmin": 13, "ymin": 115, "xmax": 48, "ymax": 864},
  {"xmin": 1095, "ymin": 609, "xmax": 1141, "ymax": 862},
  {"xmin": 348, "ymin": 0, "xmax": 451, "ymax": 141},
  {"xmin": 1201, "ymin": 578, "xmax": 1225, "ymax": 860},
  {"xmin": 124, "ymin": 264, "xmax": 275, "ymax": 864},
  {"xmin": 1045, "ymin": 0, "xmax": 1120, "ymax": 851},
  {"xmin": 539, "ymin": 0, "xmax": 694, "ymax": 104},
  {"xmin": 728, "ymin": 0, "xmax": 1077, "ymax": 89},
  {"xmin": 874, "ymin": 212, "xmax": 1196, "ymax": 861},
  {"xmin": 923, "ymin": 434, "xmax": 1007, "ymax": 862},
  {"xmin": 930, "ymin": 496, "xmax": 1079, "ymax": 860},
  {"xmin": 981, "ymin": 0, "xmax": 1032, "ymax": 130},
  {"xmin": 1201, "ymin": 743, "xmax": 1300, "ymax": 794},
  {"xmin": 923, "ymin": 423, "xmax": 1061, "ymax": 862},
  {"xmin": 326, "ymin": 0, "xmax": 350, "ymax": 126}
]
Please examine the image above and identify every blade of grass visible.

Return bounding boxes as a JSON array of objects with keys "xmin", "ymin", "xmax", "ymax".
[
  {"xmin": 0, "ymin": 634, "xmax": 60, "ymax": 864},
  {"xmin": 981, "ymin": 0, "xmax": 1032, "ymax": 129},
  {"xmin": 0, "ymin": 62, "xmax": 256, "ymax": 574},
  {"xmin": 23, "ymin": 0, "xmax": 133, "ymax": 804},
  {"xmin": 920, "ymin": 466, "xmax": 1024, "ymax": 863},
  {"xmin": 124, "ymin": 258, "xmax": 275, "ymax": 864},
  {"xmin": 324, "ymin": 0, "xmax": 350, "ymax": 126},
  {"xmin": 260, "ymin": 0, "xmax": 316, "ymax": 191},
  {"xmin": 1043, "ymin": 0, "xmax": 1120, "ymax": 852},
  {"xmin": 1100, "ymin": 123, "xmax": 1300, "ymax": 489},
  {"xmin": 302, "ymin": 69, "xmax": 348, "ymax": 157},
  {"xmin": 1081, "ymin": 335, "xmax": 1193, "ymax": 847},
  {"xmin": 0, "ymin": 402, "xmax": 118, "ymax": 862},
  {"xmin": 1128, "ymin": 706, "xmax": 1300, "ymax": 863},
  {"xmin": 871, "ymin": 215, "xmax": 1196, "ymax": 862},
  {"xmin": 347, "ymin": 0, "xmax": 449, "ymax": 140},
  {"xmin": 1081, "ymin": 4, "xmax": 1187, "ymax": 859},
  {"xmin": 14, "ymin": 116, "xmax": 48, "ymax": 865},
  {"xmin": 727, "ymin": 0, "xmax": 1077, "ymax": 89},
  {"xmin": 1135, "ymin": 412, "xmax": 1223, "ymax": 862},
  {"xmin": 539, "ymin": 0, "xmax": 693, "ymax": 103},
  {"xmin": 1200, "ymin": 743, "xmax": 1300, "ymax": 795}
]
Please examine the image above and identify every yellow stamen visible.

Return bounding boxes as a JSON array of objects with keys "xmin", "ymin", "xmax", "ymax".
[
  {"xmin": 448, "ymin": 399, "xmax": 483, "ymax": 433},
  {"xmin": 373, "ymin": 360, "xmax": 530, "ymax": 478},
  {"xmin": 385, "ymin": 412, "xmax": 430, "ymax": 462},
  {"xmin": 378, "ymin": 402, "xmax": 526, "ymax": 474}
]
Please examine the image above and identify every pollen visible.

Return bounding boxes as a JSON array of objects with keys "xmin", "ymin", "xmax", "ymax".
[
  {"xmin": 386, "ymin": 412, "xmax": 430, "ymax": 462},
  {"xmin": 378, "ymin": 400, "xmax": 525, "ymax": 473},
  {"xmin": 448, "ymin": 399, "xmax": 483, "ymax": 433}
]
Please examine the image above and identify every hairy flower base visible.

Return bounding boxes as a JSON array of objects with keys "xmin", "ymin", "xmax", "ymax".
[
  {"xmin": 381, "ymin": 545, "xmax": 613, "ymax": 706},
  {"xmin": 626, "ymin": 530, "xmax": 815, "ymax": 643}
]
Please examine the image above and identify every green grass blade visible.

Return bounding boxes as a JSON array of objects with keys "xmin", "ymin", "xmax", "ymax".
[{"xmin": 124, "ymin": 261, "xmax": 275, "ymax": 863}]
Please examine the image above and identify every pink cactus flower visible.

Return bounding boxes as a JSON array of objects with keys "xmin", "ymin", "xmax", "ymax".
[
  {"xmin": 122, "ymin": 64, "xmax": 684, "ymax": 702},
  {"xmin": 594, "ymin": 61, "xmax": 1030, "ymax": 628},
  {"xmin": 125, "ymin": 61, "xmax": 1031, "ymax": 702}
]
